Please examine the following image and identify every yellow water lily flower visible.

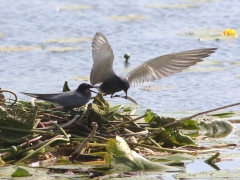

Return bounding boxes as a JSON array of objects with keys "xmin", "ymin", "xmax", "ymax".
[{"xmin": 222, "ymin": 28, "xmax": 236, "ymax": 36}]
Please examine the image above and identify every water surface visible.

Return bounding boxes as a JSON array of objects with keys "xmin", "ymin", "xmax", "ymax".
[{"xmin": 1, "ymin": 0, "xmax": 240, "ymax": 115}]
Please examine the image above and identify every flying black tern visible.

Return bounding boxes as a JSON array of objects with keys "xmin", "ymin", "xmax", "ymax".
[
  {"xmin": 90, "ymin": 32, "xmax": 217, "ymax": 98},
  {"xmin": 21, "ymin": 83, "xmax": 96, "ymax": 109}
]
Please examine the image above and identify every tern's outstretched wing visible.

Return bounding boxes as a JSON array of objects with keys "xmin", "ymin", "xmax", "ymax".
[
  {"xmin": 126, "ymin": 48, "xmax": 217, "ymax": 86},
  {"xmin": 90, "ymin": 32, "xmax": 116, "ymax": 85}
]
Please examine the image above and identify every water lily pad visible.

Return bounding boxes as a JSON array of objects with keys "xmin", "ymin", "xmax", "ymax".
[
  {"xmin": 43, "ymin": 37, "xmax": 91, "ymax": 44},
  {"xmin": 46, "ymin": 46, "xmax": 84, "ymax": 52},
  {"xmin": 56, "ymin": 5, "xmax": 92, "ymax": 11},
  {"xmin": 178, "ymin": 28, "xmax": 221, "ymax": 37},
  {"xmin": 178, "ymin": 28, "xmax": 240, "ymax": 41},
  {"xmin": 0, "ymin": 165, "xmax": 49, "ymax": 179},
  {"xmin": 47, "ymin": 164, "xmax": 98, "ymax": 170},
  {"xmin": 185, "ymin": 0, "xmax": 221, "ymax": 2},
  {"xmin": 0, "ymin": 45, "xmax": 41, "ymax": 52},
  {"xmin": 151, "ymin": 153, "xmax": 195, "ymax": 162},
  {"xmin": 139, "ymin": 85, "xmax": 176, "ymax": 91},
  {"xmin": 175, "ymin": 170, "xmax": 240, "ymax": 179},
  {"xmin": 199, "ymin": 35, "xmax": 239, "ymax": 41},
  {"xmin": 198, "ymin": 60, "xmax": 223, "ymax": 65},
  {"xmin": 236, "ymin": 74, "xmax": 240, "ymax": 78},
  {"xmin": 121, "ymin": 67, "xmax": 134, "ymax": 73},
  {"xmin": 145, "ymin": 4, "xmax": 199, "ymax": 9},
  {"xmin": 108, "ymin": 14, "xmax": 148, "ymax": 21},
  {"xmin": 185, "ymin": 66, "xmax": 231, "ymax": 73},
  {"xmin": 231, "ymin": 62, "xmax": 240, "ymax": 66},
  {"xmin": 71, "ymin": 76, "xmax": 90, "ymax": 81}
]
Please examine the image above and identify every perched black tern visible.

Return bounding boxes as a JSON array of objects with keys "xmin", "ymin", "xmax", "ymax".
[
  {"xmin": 21, "ymin": 83, "xmax": 95, "ymax": 109},
  {"xmin": 90, "ymin": 32, "xmax": 217, "ymax": 98}
]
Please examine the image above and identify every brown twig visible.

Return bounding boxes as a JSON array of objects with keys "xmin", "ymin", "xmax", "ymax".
[{"xmin": 70, "ymin": 122, "xmax": 98, "ymax": 161}]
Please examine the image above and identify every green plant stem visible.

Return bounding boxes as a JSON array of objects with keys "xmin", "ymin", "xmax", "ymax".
[
  {"xmin": 0, "ymin": 148, "xmax": 12, "ymax": 153},
  {"xmin": 16, "ymin": 135, "xmax": 69, "ymax": 163},
  {"xmin": 204, "ymin": 152, "xmax": 220, "ymax": 163},
  {"xmin": 0, "ymin": 134, "xmax": 39, "ymax": 144},
  {"xmin": 71, "ymin": 136, "xmax": 108, "ymax": 142},
  {"xmin": 0, "ymin": 125, "xmax": 54, "ymax": 135},
  {"xmin": 129, "ymin": 143, "xmax": 196, "ymax": 155},
  {"xmin": 2, "ymin": 137, "xmax": 59, "ymax": 161},
  {"xmin": 107, "ymin": 114, "xmax": 147, "ymax": 132},
  {"xmin": 50, "ymin": 121, "xmax": 69, "ymax": 139},
  {"xmin": 16, "ymin": 122, "xmax": 70, "ymax": 163},
  {"xmin": 38, "ymin": 114, "xmax": 80, "ymax": 130},
  {"xmin": 148, "ymin": 138, "xmax": 162, "ymax": 148},
  {"xmin": 87, "ymin": 143, "xmax": 107, "ymax": 147}
]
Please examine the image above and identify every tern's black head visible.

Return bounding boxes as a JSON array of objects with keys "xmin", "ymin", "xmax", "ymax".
[{"xmin": 77, "ymin": 83, "xmax": 93, "ymax": 93}]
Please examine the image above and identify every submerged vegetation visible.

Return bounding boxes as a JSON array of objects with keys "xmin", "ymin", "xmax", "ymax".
[{"xmin": 0, "ymin": 83, "xmax": 238, "ymax": 179}]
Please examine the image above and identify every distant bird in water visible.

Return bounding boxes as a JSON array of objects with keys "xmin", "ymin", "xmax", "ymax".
[
  {"xmin": 21, "ymin": 83, "xmax": 96, "ymax": 109},
  {"xmin": 90, "ymin": 32, "xmax": 217, "ymax": 100}
]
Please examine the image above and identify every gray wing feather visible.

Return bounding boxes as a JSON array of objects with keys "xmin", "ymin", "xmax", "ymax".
[
  {"xmin": 126, "ymin": 48, "xmax": 217, "ymax": 86},
  {"xmin": 90, "ymin": 32, "xmax": 116, "ymax": 85}
]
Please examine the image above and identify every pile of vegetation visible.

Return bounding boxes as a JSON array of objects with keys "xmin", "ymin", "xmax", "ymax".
[{"xmin": 0, "ymin": 83, "xmax": 236, "ymax": 178}]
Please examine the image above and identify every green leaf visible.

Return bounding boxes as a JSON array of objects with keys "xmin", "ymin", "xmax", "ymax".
[
  {"xmin": 183, "ymin": 119, "xmax": 198, "ymax": 130},
  {"xmin": 149, "ymin": 116, "xmax": 176, "ymax": 127},
  {"xmin": 12, "ymin": 167, "xmax": 31, "ymax": 177},
  {"xmin": 106, "ymin": 138, "xmax": 124, "ymax": 157},
  {"xmin": 198, "ymin": 119, "xmax": 234, "ymax": 138},
  {"xmin": 0, "ymin": 106, "xmax": 39, "ymax": 129},
  {"xmin": 209, "ymin": 112, "xmax": 235, "ymax": 118},
  {"xmin": 107, "ymin": 136, "xmax": 180, "ymax": 171},
  {"xmin": 109, "ymin": 105, "xmax": 122, "ymax": 112},
  {"xmin": 123, "ymin": 107, "xmax": 131, "ymax": 112},
  {"xmin": 62, "ymin": 81, "xmax": 71, "ymax": 92},
  {"xmin": 59, "ymin": 157, "xmax": 69, "ymax": 163},
  {"xmin": 144, "ymin": 109, "xmax": 157, "ymax": 123},
  {"xmin": 172, "ymin": 131, "xmax": 195, "ymax": 145}
]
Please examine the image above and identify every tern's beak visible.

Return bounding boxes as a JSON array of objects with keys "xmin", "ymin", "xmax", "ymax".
[
  {"xmin": 90, "ymin": 90, "xmax": 98, "ymax": 93},
  {"xmin": 90, "ymin": 85, "xmax": 99, "ymax": 93}
]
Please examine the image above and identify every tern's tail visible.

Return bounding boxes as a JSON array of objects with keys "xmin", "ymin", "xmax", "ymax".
[{"xmin": 20, "ymin": 92, "xmax": 60, "ymax": 101}]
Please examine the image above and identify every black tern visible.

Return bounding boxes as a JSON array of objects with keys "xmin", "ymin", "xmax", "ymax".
[
  {"xmin": 21, "ymin": 83, "xmax": 95, "ymax": 109},
  {"xmin": 90, "ymin": 32, "xmax": 217, "ymax": 98}
]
